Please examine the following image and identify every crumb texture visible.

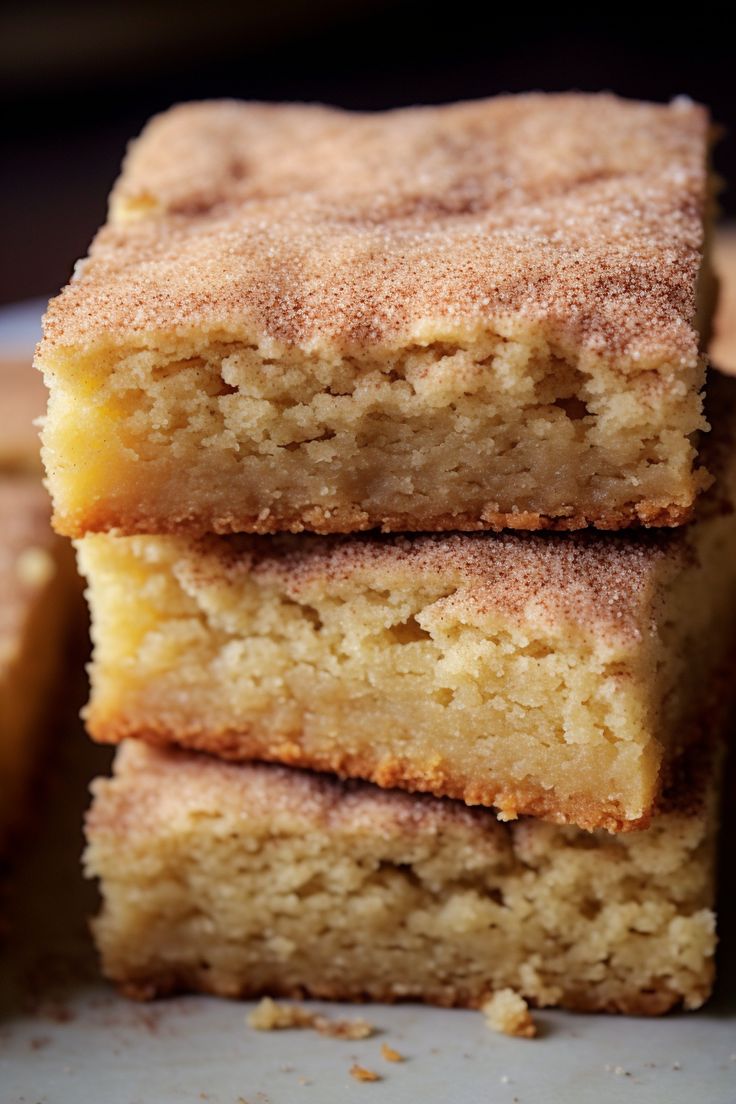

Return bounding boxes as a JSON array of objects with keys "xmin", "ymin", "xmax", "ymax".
[
  {"xmin": 84, "ymin": 741, "xmax": 720, "ymax": 1015},
  {"xmin": 482, "ymin": 989, "xmax": 537, "ymax": 1038},
  {"xmin": 246, "ymin": 997, "xmax": 373, "ymax": 1038}
]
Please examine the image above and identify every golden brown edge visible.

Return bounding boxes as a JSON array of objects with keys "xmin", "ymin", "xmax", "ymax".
[{"xmin": 54, "ymin": 499, "xmax": 696, "ymax": 540}]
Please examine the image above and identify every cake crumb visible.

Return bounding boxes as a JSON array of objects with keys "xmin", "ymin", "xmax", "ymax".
[
  {"xmin": 350, "ymin": 1064, "xmax": 381, "ymax": 1083},
  {"xmin": 482, "ymin": 989, "xmax": 537, "ymax": 1038},
  {"xmin": 381, "ymin": 1042, "xmax": 404, "ymax": 1063},
  {"xmin": 247, "ymin": 997, "xmax": 374, "ymax": 1039}
]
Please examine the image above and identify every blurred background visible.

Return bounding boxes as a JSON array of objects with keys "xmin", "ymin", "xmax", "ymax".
[{"xmin": 1, "ymin": 0, "xmax": 735, "ymax": 306}]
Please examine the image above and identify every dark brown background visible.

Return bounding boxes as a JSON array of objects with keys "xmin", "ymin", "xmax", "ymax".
[{"xmin": 1, "ymin": 0, "xmax": 732, "ymax": 305}]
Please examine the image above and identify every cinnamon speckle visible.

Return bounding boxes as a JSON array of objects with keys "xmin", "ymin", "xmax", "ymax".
[{"xmin": 39, "ymin": 95, "xmax": 708, "ymax": 373}]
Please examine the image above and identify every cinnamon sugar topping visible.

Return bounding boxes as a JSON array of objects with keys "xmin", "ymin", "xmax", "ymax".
[{"xmin": 40, "ymin": 94, "xmax": 709, "ymax": 366}]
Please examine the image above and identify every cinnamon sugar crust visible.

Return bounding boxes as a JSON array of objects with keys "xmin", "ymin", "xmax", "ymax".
[
  {"xmin": 85, "ymin": 736, "xmax": 722, "ymax": 1013},
  {"xmin": 44, "ymin": 95, "xmax": 708, "ymax": 358},
  {"xmin": 38, "ymin": 94, "xmax": 714, "ymax": 537}
]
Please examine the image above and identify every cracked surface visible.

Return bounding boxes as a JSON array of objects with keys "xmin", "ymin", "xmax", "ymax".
[{"xmin": 84, "ymin": 738, "xmax": 721, "ymax": 1013}]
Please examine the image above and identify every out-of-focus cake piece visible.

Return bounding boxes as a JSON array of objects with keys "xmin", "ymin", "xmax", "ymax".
[
  {"xmin": 38, "ymin": 94, "xmax": 714, "ymax": 538},
  {"xmin": 711, "ymin": 226, "xmax": 736, "ymax": 373},
  {"xmin": 85, "ymin": 738, "xmax": 722, "ymax": 1014},
  {"xmin": 76, "ymin": 374, "xmax": 736, "ymax": 832},
  {"xmin": 0, "ymin": 357, "xmax": 47, "ymax": 472},
  {"xmin": 0, "ymin": 477, "xmax": 72, "ymax": 843}
]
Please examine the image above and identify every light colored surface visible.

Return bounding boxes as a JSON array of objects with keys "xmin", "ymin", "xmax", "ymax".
[{"xmin": 1, "ymin": 300, "xmax": 735, "ymax": 1102}]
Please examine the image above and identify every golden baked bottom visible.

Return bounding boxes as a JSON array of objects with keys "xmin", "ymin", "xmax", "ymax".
[
  {"xmin": 37, "ymin": 94, "xmax": 714, "ymax": 537},
  {"xmin": 77, "ymin": 374, "xmax": 736, "ymax": 832},
  {"xmin": 0, "ymin": 477, "xmax": 73, "ymax": 843},
  {"xmin": 85, "ymin": 738, "xmax": 721, "ymax": 1014}
]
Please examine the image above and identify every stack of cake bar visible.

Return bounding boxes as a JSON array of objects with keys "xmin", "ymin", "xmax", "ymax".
[{"xmin": 37, "ymin": 93, "xmax": 736, "ymax": 1015}]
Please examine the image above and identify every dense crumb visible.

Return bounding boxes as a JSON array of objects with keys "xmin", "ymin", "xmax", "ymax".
[
  {"xmin": 380, "ymin": 1043, "xmax": 404, "ymax": 1063},
  {"xmin": 246, "ymin": 997, "xmax": 374, "ymax": 1039},
  {"xmin": 349, "ymin": 1065, "xmax": 381, "ymax": 1083},
  {"xmin": 0, "ymin": 475, "xmax": 74, "ymax": 845},
  {"xmin": 482, "ymin": 989, "xmax": 537, "ymax": 1038},
  {"xmin": 85, "ymin": 737, "xmax": 723, "ymax": 1014}
]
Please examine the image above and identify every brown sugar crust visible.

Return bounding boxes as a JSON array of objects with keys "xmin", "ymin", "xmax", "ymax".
[{"xmin": 40, "ymin": 94, "xmax": 708, "ymax": 368}]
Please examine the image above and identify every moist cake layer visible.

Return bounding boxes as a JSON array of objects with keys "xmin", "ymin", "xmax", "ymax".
[
  {"xmin": 85, "ymin": 739, "xmax": 721, "ymax": 1014},
  {"xmin": 0, "ymin": 477, "xmax": 73, "ymax": 843},
  {"xmin": 38, "ymin": 94, "xmax": 714, "ymax": 537},
  {"xmin": 77, "ymin": 374, "xmax": 736, "ymax": 832}
]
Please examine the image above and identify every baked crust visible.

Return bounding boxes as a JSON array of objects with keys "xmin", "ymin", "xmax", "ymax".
[{"xmin": 55, "ymin": 499, "xmax": 697, "ymax": 540}]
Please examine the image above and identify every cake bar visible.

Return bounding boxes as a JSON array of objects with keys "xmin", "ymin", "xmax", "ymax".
[
  {"xmin": 38, "ymin": 94, "xmax": 714, "ymax": 538},
  {"xmin": 0, "ymin": 476, "xmax": 74, "ymax": 842},
  {"xmin": 85, "ymin": 738, "xmax": 722, "ymax": 1014},
  {"xmin": 77, "ymin": 374, "xmax": 736, "ymax": 831}
]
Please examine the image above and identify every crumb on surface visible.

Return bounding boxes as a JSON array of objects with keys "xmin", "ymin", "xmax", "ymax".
[
  {"xmin": 247, "ymin": 997, "xmax": 374, "ymax": 1039},
  {"xmin": 350, "ymin": 1064, "xmax": 381, "ymax": 1083},
  {"xmin": 482, "ymin": 989, "xmax": 537, "ymax": 1038},
  {"xmin": 380, "ymin": 1042, "xmax": 404, "ymax": 1063}
]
